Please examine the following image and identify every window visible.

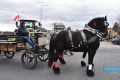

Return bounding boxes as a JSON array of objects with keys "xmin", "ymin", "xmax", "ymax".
[{"xmin": 25, "ymin": 21, "xmax": 34, "ymax": 28}]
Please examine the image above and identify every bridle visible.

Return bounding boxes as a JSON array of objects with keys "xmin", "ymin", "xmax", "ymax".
[{"xmin": 84, "ymin": 21, "xmax": 109, "ymax": 39}]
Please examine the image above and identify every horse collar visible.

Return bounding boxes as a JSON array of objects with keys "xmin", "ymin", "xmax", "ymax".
[
  {"xmin": 68, "ymin": 30, "xmax": 74, "ymax": 47},
  {"xmin": 84, "ymin": 24, "xmax": 104, "ymax": 38},
  {"xmin": 80, "ymin": 30, "xmax": 87, "ymax": 43},
  {"xmin": 80, "ymin": 30, "xmax": 98, "ymax": 44}
]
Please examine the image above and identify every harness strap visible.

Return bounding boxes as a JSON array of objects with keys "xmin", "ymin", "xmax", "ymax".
[
  {"xmin": 52, "ymin": 31, "xmax": 60, "ymax": 41},
  {"xmin": 88, "ymin": 36, "xmax": 97, "ymax": 43},
  {"xmin": 79, "ymin": 30, "xmax": 98, "ymax": 46},
  {"xmin": 80, "ymin": 30, "xmax": 87, "ymax": 43},
  {"xmin": 68, "ymin": 30, "xmax": 74, "ymax": 47}
]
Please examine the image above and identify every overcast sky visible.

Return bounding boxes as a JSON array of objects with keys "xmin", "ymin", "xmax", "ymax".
[{"xmin": 0, "ymin": 0, "xmax": 120, "ymax": 31}]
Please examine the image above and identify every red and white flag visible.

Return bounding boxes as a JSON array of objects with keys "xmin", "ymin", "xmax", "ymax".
[{"xmin": 13, "ymin": 15, "xmax": 20, "ymax": 21}]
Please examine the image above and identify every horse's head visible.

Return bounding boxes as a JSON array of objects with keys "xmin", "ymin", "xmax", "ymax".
[{"xmin": 87, "ymin": 16, "xmax": 109, "ymax": 37}]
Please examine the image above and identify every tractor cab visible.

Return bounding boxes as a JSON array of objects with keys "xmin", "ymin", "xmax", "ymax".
[
  {"xmin": 15, "ymin": 19, "xmax": 47, "ymax": 38},
  {"xmin": 16, "ymin": 19, "xmax": 41, "ymax": 31},
  {"xmin": 52, "ymin": 23, "xmax": 65, "ymax": 31}
]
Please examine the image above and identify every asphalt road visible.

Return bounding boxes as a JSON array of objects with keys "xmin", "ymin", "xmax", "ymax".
[{"xmin": 0, "ymin": 42, "xmax": 120, "ymax": 80}]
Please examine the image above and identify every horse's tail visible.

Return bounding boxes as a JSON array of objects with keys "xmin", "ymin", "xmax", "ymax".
[{"xmin": 48, "ymin": 33, "xmax": 55, "ymax": 68}]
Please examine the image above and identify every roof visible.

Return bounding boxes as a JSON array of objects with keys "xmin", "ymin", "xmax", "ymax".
[{"xmin": 20, "ymin": 19, "xmax": 37, "ymax": 22}]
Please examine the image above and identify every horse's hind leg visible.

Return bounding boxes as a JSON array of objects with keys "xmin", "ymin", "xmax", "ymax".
[
  {"xmin": 59, "ymin": 54, "xmax": 66, "ymax": 64},
  {"xmin": 81, "ymin": 51, "xmax": 87, "ymax": 67},
  {"xmin": 53, "ymin": 51, "xmax": 61, "ymax": 75}
]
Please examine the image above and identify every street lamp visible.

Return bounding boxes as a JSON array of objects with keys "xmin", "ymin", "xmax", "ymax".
[{"xmin": 40, "ymin": 4, "xmax": 48, "ymax": 26}]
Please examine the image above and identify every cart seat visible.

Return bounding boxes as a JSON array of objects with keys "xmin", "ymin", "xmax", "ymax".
[{"xmin": 15, "ymin": 36, "xmax": 27, "ymax": 43}]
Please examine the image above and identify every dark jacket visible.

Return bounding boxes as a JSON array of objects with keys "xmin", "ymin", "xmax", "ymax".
[{"xmin": 18, "ymin": 26, "xmax": 29, "ymax": 36}]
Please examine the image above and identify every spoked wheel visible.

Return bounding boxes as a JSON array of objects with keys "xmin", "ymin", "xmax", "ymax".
[
  {"xmin": 4, "ymin": 51, "xmax": 15, "ymax": 58},
  {"xmin": 21, "ymin": 51, "xmax": 37, "ymax": 69},
  {"xmin": 38, "ymin": 48, "xmax": 49, "ymax": 62}
]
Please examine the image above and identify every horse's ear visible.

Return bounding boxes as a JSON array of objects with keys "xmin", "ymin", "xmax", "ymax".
[{"xmin": 105, "ymin": 15, "xmax": 107, "ymax": 21}]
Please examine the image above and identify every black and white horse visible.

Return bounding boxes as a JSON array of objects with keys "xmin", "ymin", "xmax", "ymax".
[{"xmin": 48, "ymin": 16, "xmax": 109, "ymax": 77}]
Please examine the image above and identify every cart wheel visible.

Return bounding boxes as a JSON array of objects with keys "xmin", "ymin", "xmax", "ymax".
[
  {"xmin": 4, "ymin": 51, "xmax": 15, "ymax": 58},
  {"xmin": 21, "ymin": 51, "xmax": 37, "ymax": 69},
  {"xmin": 38, "ymin": 48, "xmax": 49, "ymax": 62}
]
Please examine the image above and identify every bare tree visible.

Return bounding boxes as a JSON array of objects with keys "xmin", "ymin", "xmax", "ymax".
[
  {"xmin": 116, "ymin": 15, "xmax": 120, "ymax": 25},
  {"xmin": 113, "ymin": 22, "xmax": 120, "ymax": 35}
]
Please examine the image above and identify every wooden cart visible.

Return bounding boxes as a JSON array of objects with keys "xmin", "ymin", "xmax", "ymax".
[
  {"xmin": 0, "ymin": 32, "xmax": 49, "ymax": 69},
  {"xmin": 0, "ymin": 35, "xmax": 25, "ymax": 58}
]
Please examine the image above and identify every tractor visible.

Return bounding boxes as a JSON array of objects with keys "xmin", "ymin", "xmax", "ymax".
[{"xmin": 15, "ymin": 19, "xmax": 47, "ymax": 37}]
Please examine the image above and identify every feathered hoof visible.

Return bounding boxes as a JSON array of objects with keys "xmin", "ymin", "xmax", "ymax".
[
  {"xmin": 59, "ymin": 58, "xmax": 66, "ymax": 64},
  {"xmin": 61, "ymin": 60, "xmax": 66, "ymax": 64},
  {"xmin": 81, "ymin": 61, "xmax": 86, "ymax": 67},
  {"xmin": 86, "ymin": 67, "xmax": 94, "ymax": 77},
  {"xmin": 53, "ymin": 66, "xmax": 60, "ymax": 75}
]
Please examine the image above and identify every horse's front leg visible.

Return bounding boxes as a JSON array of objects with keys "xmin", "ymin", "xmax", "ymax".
[
  {"xmin": 87, "ymin": 49, "xmax": 96, "ymax": 77},
  {"xmin": 81, "ymin": 51, "xmax": 87, "ymax": 67},
  {"xmin": 59, "ymin": 54, "xmax": 66, "ymax": 64},
  {"xmin": 53, "ymin": 51, "xmax": 61, "ymax": 75}
]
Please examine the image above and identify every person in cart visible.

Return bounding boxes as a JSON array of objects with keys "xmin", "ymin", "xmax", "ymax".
[{"xmin": 18, "ymin": 21, "xmax": 36, "ymax": 49}]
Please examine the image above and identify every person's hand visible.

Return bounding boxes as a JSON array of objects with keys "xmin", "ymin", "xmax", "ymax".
[{"xmin": 29, "ymin": 32, "xmax": 34, "ymax": 35}]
